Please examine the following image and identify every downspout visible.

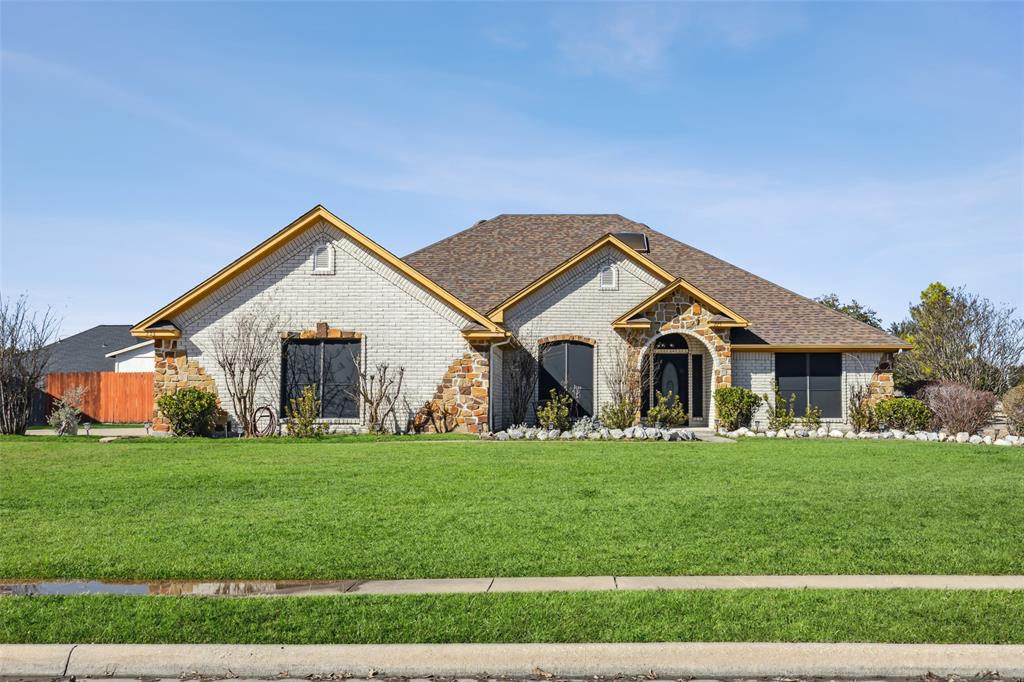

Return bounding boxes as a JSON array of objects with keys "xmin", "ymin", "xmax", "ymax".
[{"xmin": 489, "ymin": 335, "xmax": 514, "ymax": 433}]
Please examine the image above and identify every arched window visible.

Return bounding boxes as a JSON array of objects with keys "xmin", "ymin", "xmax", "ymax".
[
  {"xmin": 538, "ymin": 341, "xmax": 594, "ymax": 418},
  {"xmin": 312, "ymin": 242, "xmax": 333, "ymax": 274},
  {"xmin": 599, "ymin": 264, "xmax": 618, "ymax": 290}
]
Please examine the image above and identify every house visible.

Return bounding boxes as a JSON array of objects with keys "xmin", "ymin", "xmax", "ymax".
[
  {"xmin": 131, "ymin": 206, "xmax": 909, "ymax": 433},
  {"xmin": 105, "ymin": 340, "xmax": 155, "ymax": 372}
]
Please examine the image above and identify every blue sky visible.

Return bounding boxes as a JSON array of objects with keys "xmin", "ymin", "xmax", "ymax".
[{"xmin": 2, "ymin": 1, "xmax": 1022, "ymax": 337}]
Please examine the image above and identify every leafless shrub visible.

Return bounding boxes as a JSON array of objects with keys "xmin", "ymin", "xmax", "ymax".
[
  {"xmin": 352, "ymin": 361, "xmax": 405, "ymax": 434},
  {"xmin": 505, "ymin": 343, "xmax": 538, "ymax": 426},
  {"xmin": 921, "ymin": 382, "xmax": 997, "ymax": 435},
  {"xmin": 600, "ymin": 341, "xmax": 645, "ymax": 428},
  {"xmin": 47, "ymin": 385, "xmax": 87, "ymax": 435},
  {"xmin": 0, "ymin": 294, "xmax": 59, "ymax": 435},
  {"xmin": 210, "ymin": 306, "xmax": 283, "ymax": 437}
]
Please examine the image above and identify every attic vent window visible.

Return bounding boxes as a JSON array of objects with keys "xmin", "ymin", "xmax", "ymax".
[
  {"xmin": 312, "ymin": 242, "xmax": 334, "ymax": 274},
  {"xmin": 613, "ymin": 232, "xmax": 650, "ymax": 253},
  {"xmin": 599, "ymin": 264, "xmax": 618, "ymax": 290}
]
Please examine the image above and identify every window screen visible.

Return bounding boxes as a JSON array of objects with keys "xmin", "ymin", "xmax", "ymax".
[
  {"xmin": 774, "ymin": 353, "xmax": 842, "ymax": 418},
  {"xmin": 281, "ymin": 339, "xmax": 360, "ymax": 418},
  {"xmin": 539, "ymin": 341, "xmax": 594, "ymax": 418}
]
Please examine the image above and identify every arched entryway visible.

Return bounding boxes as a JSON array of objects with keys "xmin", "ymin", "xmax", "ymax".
[{"xmin": 640, "ymin": 332, "xmax": 710, "ymax": 427}]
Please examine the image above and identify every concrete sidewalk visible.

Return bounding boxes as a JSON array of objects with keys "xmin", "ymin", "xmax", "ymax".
[
  {"xmin": 6, "ymin": 574, "xmax": 1024, "ymax": 596},
  {"xmin": 3, "ymin": 642, "xmax": 1023, "ymax": 678}
]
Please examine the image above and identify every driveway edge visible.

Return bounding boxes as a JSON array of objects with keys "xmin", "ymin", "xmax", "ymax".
[{"xmin": 3, "ymin": 643, "xmax": 1023, "ymax": 678}]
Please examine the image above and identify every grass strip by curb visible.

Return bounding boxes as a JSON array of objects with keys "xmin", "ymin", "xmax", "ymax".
[{"xmin": 3, "ymin": 590, "xmax": 1023, "ymax": 644}]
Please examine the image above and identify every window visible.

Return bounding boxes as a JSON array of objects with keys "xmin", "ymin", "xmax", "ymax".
[
  {"xmin": 539, "ymin": 341, "xmax": 594, "ymax": 418},
  {"xmin": 599, "ymin": 264, "xmax": 618, "ymax": 290},
  {"xmin": 312, "ymin": 242, "xmax": 333, "ymax": 274},
  {"xmin": 775, "ymin": 352, "xmax": 842, "ymax": 418},
  {"xmin": 281, "ymin": 339, "xmax": 360, "ymax": 418}
]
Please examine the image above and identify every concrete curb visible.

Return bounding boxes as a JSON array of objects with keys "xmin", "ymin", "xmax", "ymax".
[{"xmin": 3, "ymin": 643, "xmax": 1023, "ymax": 678}]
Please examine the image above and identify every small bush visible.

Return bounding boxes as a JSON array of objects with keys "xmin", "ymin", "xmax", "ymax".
[
  {"xmin": 874, "ymin": 397, "xmax": 932, "ymax": 431},
  {"xmin": 535, "ymin": 389, "xmax": 572, "ymax": 431},
  {"xmin": 921, "ymin": 382, "xmax": 996, "ymax": 435},
  {"xmin": 47, "ymin": 385, "xmax": 87, "ymax": 436},
  {"xmin": 848, "ymin": 384, "xmax": 878, "ymax": 433},
  {"xmin": 571, "ymin": 415, "xmax": 600, "ymax": 434},
  {"xmin": 600, "ymin": 397, "xmax": 637, "ymax": 429},
  {"xmin": 802, "ymin": 404, "xmax": 823, "ymax": 430},
  {"xmin": 714, "ymin": 386, "xmax": 761, "ymax": 430},
  {"xmin": 763, "ymin": 382, "xmax": 796, "ymax": 431},
  {"xmin": 646, "ymin": 390, "xmax": 687, "ymax": 427},
  {"xmin": 286, "ymin": 384, "xmax": 328, "ymax": 438},
  {"xmin": 156, "ymin": 388, "xmax": 218, "ymax": 437},
  {"xmin": 1003, "ymin": 385, "xmax": 1024, "ymax": 436}
]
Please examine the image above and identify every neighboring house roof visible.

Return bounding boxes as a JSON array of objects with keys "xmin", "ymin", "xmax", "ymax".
[
  {"xmin": 132, "ymin": 205, "xmax": 503, "ymax": 338},
  {"xmin": 104, "ymin": 340, "xmax": 155, "ymax": 358},
  {"xmin": 404, "ymin": 214, "xmax": 909, "ymax": 348},
  {"xmin": 45, "ymin": 325, "xmax": 137, "ymax": 373}
]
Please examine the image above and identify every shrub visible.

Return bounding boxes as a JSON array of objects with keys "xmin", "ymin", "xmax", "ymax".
[
  {"xmin": 874, "ymin": 397, "xmax": 931, "ymax": 431},
  {"xmin": 571, "ymin": 415, "xmax": 600, "ymax": 434},
  {"xmin": 599, "ymin": 397, "xmax": 637, "ymax": 429},
  {"xmin": 848, "ymin": 384, "xmax": 878, "ymax": 433},
  {"xmin": 156, "ymin": 388, "xmax": 218, "ymax": 436},
  {"xmin": 921, "ymin": 382, "xmax": 996, "ymax": 435},
  {"xmin": 646, "ymin": 391, "xmax": 687, "ymax": 427},
  {"xmin": 714, "ymin": 386, "xmax": 761, "ymax": 430},
  {"xmin": 535, "ymin": 389, "xmax": 572, "ymax": 431},
  {"xmin": 1003, "ymin": 385, "xmax": 1024, "ymax": 436},
  {"xmin": 763, "ymin": 382, "xmax": 796, "ymax": 431},
  {"xmin": 286, "ymin": 384, "xmax": 328, "ymax": 438},
  {"xmin": 802, "ymin": 404, "xmax": 823, "ymax": 430},
  {"xmin": 47, "ymin": 385, "xmax": 87, "ymax": 436}
]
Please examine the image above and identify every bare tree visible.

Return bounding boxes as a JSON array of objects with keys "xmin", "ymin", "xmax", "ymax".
[
  {"xmin": 892, "ymin": 284, "xmax": 1024, "ymax": 394},
  {"xmin": 352, "ymin": 361, "xmax": 405, "ymax": 434},
  {"xmin": 602, "ymin": 340, "xmax": 646, "ymax": 407},
  {"xmin": 210, "ymin": 306, "xmax": 283, "ymax": 437},
  {"xmin": 0, "ymin": 294, "xmax": 59, "ymax": 435},
  {"xmin": 505, "ymin": 343, "xmax": 538, "ymax": 426}
]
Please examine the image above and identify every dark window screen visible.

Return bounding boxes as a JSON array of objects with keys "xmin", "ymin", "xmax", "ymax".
[
  {"xmin": 539, "ymin": 341, "xmax": 594, "ymax": 418},
  {"xmin": 282, "ymin": 339, "xmax": 361, "ymax": 419},
  {"xmin": 775, "ymin": 353, "xmax": 842, "ymax": 418}
]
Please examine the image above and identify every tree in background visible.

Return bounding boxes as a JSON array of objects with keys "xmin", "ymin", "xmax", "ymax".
[
  {"xmin": 815, "ymin": 293, "xmax": 883, "ymax": 329},
  {"xmin": 0, "ymin": 294, "xmax": 59, "ymax": 435},
  {"xmin": 890, "ymin": 283, "xmax": 1024, "ymax": 395}
]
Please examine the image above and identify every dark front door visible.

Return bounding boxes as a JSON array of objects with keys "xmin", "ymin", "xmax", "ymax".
[{"xmin": 656, "ymin": 354, "xmax": 689, "ymax": 413}]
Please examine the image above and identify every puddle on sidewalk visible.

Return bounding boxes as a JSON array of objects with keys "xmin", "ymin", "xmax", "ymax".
[{"xmin": 0, "ymin": 579, "xmax": 361, "ymax": 597}]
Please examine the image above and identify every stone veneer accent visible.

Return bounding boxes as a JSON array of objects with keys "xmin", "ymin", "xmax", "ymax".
[
  {"xmin": 866, "ymin": 352, "xmax": 895, "ymax": 405},
  {"xmin": 152, "ymin": 338, "xmax": 220, "ymax": 432},
  {"xmin": 281, "ymin": 323, "xmax": 363, "ymax": 341},
  {"xmin": 423, "ymin": 346, "xmax": 490, "ymax": 433}
]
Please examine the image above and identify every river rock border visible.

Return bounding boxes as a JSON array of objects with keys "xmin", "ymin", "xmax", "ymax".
[
  {"xmin": 482, "ymin": 426, "xmax": 699, "ymax": 442},
  {"xmin": 724, "ymin": 425, "xmax": 1022, "ymax": 446}
]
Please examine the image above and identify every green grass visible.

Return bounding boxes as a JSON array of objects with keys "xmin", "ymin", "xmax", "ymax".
[
  {"xmin": 26, "ymin": 423, "xmax": 144, "ymax": 430},
  {"xmin": 2, "ymin": 590, "xmax": 1022, "ymax": 644},
  {"xmin": 1, "ymin": 437, "xmax": 1021, "ymax": 580}
]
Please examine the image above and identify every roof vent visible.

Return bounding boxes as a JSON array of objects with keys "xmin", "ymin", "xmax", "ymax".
[{"xmin": 613, "ymin": 232, "xmax": 649, "ymax": 253}]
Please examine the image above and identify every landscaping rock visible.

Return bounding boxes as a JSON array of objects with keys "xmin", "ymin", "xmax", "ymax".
[
  {"xmin": 99, "ymin": 436, "xmax": 119, "ymax": 443},
  {"xmin": 623, "ymin": 427, "xmax": 635, "ymax": 439},
  {"xmin": 495, "ymin": 431, "xmax": 509, "ymax": 441},
  {"xmin": 969, "ymin": 435, "xmax": 983, "ymax": 444},
  {"xmin": 983, "ymin": 435, "xmax": 993, "ymax": 445},
  {"xmin": 609, "ymin": 429, "xmax": 624, "ymax": 440},
  {"xmin": 766, "ymin": 430, "xmax": 776, "ymax": 438},
  {"xmin": 829, "ymin": 429, "xmax": 844, "ymax": 438},
  {"xmin": 816, "ymin": 427, "xmax": 829, "ymax": 438},
  {"xmin": 536, "ymin": 430, "xmax": 548, "ymax": 441},
  {"xmin": 560, "ymin": 431, "xmax": 574, "ymax": 441},
  {"xmin": 633, "ymin": 428, "xmax": 647, "ymax": 441},
  {"xmin": 777, "ymin": 430, "xmax": 789, "ymax": 438},
  {"xmin": 587, "ymin": 430, "xmax": 602, "ymax": 440},
  {"xmin": 892, "ymin": 429, "xmax": 905, "ymax": 439},
  {"xmin": 994, "ymin": 439, "xmax": 1012, "ymax": 446},
  {"xmin": 844, "ymin": 431, "xmax": 858, "ymax": 439}
]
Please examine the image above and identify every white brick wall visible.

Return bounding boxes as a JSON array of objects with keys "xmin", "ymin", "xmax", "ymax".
[
  {"xmin": 173, "ymin": 220, "xmax": 472, "ymax": 430},
  {"xmin": 498, "ymin": 246, "xmax": 664, "ymax": 427},
  {"xmin": 733, "ymin": 351, "xmax": 882, "ymax": 427}
]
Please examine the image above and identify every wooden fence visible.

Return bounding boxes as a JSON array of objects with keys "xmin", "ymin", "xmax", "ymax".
[{"xmin": 44, "ymin": 372, "xmax": 153, "ymax": 423}]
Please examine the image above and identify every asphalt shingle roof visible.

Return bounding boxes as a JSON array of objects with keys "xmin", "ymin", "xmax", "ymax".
[
  {"xmin": 403, "ymin": 214, "xmax": 906, "ymax": 347},
  {"xmin": 45, "ymin": 325, "xmax": 137, "ymax": 373}
]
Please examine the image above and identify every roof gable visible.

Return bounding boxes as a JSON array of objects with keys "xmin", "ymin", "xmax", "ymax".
[
  {"xmin": 489, "ymin": 233, "xmax": 674, "ymax": 323},
  {"xmin": 612, "ymin": 278, "xmax": 750, "ymax": 329},
  {"xmin": 132, "ymin": 206, "xmax": 502, "ymax": 337}
]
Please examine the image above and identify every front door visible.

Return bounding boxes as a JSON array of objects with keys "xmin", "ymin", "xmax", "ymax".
[{"xmin": 657, "ymin": 354, "xmax": 689, "ymax": 412}]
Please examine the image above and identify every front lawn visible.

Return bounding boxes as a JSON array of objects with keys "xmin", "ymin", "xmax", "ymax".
[
  {"xmin": 3, "ymin": 590, "xmax": 1022, "ymax": 644},
  {"xmin": 0, "ymin": 437, "xmax": 1021, "ymax": 579}
]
